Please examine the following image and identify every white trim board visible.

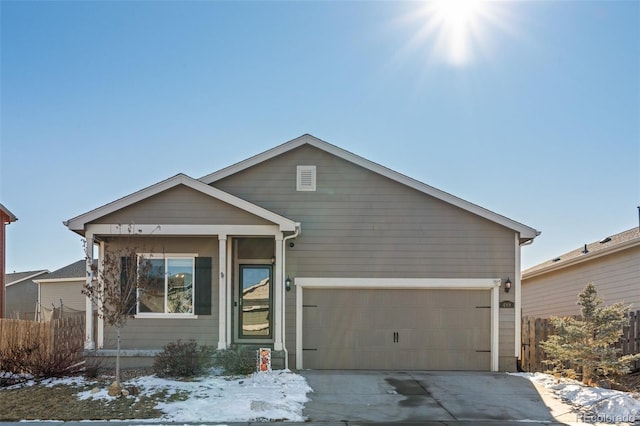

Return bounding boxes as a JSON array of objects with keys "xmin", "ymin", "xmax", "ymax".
[
  {"xmin": 295, "ymin": 277, "xmax": 501, "ymax": 289},
  {"xmin": 295, "ymin": 277, "xmax": 501, "ymax": 372},
  {"xmin": 34, "ymin": 277, "xmax": 85, "ymax": 284},
  {"xmin": 85, "ymin": 224, "xmax": 282, "ymax": 237},
  {"xmin": 199, "ymin": 134, "xmax": 539, "ymax": 242},
  {"xmin": 65, "ymin": 173, "xmax": 297, "ymax": 233}
]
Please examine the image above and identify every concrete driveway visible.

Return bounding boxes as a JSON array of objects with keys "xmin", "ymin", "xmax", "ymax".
[{"xmin": 300, "ymin": 370, "xmax": 573, "ymax": 425}]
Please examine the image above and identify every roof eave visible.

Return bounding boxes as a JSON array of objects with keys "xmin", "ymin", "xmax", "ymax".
[
  {"xmin": 34, "ymin": 277, "xmax": 86, "ymax": 284},
  {"xmin": 200, "ymin": 134, "xmax": 539, "ymax": 238},
  {"xmin": 523, "ymin": 237, "xmax": 640, "ymax": 280},
  {"xmin": 6, "ymin": 270, "xmax": 49, "ymax": 286},
  {"xmin": 0, "ymin": 203, "xmax": 18, "ymax": 223},
  {"xmin": 65, "ymin": 173, "xmax": 297, "ymax": 233}
]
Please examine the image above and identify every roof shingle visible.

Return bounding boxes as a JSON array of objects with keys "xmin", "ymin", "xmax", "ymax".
[{"xmin": 523, "ymin": 227, "xmax": 640, "ymax": 276}]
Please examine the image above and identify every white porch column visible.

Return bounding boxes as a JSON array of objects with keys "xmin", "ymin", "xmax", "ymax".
[
  {"xmin": 226, "ymin": 238, "xmax": 232, "ymax": 346},
  {"xmin": 97, "ymin": 241, "xmax": 104, "ymax": 348},
  {"xmin": 217, "ymin": 235, "xmax": 227, "ymax": 350},
  {"xmin": 84, "ymin": 233, "xmax": 95, "ymax": 350},
  {"xmin": 274, "ymin": 234, "xmax": 284, "ymax": 351}
]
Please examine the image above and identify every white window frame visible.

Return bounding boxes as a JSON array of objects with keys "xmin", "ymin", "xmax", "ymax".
[{"xmin": 135, "ymin": 253, "xmax": 198, "ymax": 319}]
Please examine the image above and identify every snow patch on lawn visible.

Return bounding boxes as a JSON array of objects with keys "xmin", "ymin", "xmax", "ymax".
[
  {"xmin": 77, "ymin": 369, "xmax": 312, "ymax": 422},
  {"xmin": 2, "ymin": 374, "xmax": 88, "ymax": 390},
  {"xmin": 511, "ymin": 372, "xmax": 640, "ymax": 424}
]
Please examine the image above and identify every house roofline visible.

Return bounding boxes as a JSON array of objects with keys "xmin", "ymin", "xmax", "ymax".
[
  {"xmin": 199, "ymin": 134, "xmax": 539, "ymax": 240},
  {"xmin": 6, "ymin": 270, "xmax": 49, "ymax": 287},
  {"xmin": 523, "ymin": 236, "xmax": 640, "ymax": 280},
  {"xmin": 34, "ymin": 277, "xmax": 85, "ymax": 284},
  {"xmin": 64, "ymin": 173, "xmax": 298, "ymax": 234},
  {"xmin": 0, "ymin": 203, "xmax": 17, "ymax": 223}
]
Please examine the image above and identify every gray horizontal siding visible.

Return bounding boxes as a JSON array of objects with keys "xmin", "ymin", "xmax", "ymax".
[
  {"xmin": 6, "ymin": 282, "xmax": 38, "ymax": 319},
  {"xmin": 106, "ymin": 317, "xmax": 218, "ymax": 349},
  {"xmin": 215, "ymin": 144, "xmax": 516, "ymax": 280},
  {"xmin": 94, "ymin": 184, "xmax": 272, "ymax": 226},
  {"xmin": 522, "ymin": 246, "xmax": 640, "ymax": 318},
  {"xmin": 215, "ymin": 144, "xmax": 517, "ymax": 366},
  {"xmin": 102, "ymin": 236, "xmax": 219, "ymax": 350},
  {"xmin": 40, "ymin": 281, "xmax": 85, "ymax": 311}
]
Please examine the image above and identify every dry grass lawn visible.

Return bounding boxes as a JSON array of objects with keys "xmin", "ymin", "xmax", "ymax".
[{"xmin": 0, "ymin": 374, "xmax": 189, "ymax": 421}]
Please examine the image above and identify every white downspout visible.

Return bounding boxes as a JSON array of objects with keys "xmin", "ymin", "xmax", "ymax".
[{"xmin": 281, "ymin": 223, "xmax": 300, "ymax": 370}]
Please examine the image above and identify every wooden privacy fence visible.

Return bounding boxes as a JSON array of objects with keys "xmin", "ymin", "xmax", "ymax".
[
  {"xmin": 521, "ymin": 310, "xmax": 640, "ymax": 373},
  {"xmin": 0, "ymin": 316, "xmax": 85, "ymax": 357}
]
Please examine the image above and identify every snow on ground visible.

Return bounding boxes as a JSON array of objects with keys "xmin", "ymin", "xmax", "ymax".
[
  {"xmin": 77, "ymin": 369, "xmax": 312, "ymax": 422},
  {"xmin": 512, "ymin": 372, "xmax": 640, "ymax": 424},
  {"xmin": 2, "ymin": 373, "xmax": 87, "ymax": 390}
]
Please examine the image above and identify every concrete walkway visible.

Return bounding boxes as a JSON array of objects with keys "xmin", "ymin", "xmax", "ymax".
[{"xmin": 299, "ymin": 370, "xmax": 576, "ymax": 425}]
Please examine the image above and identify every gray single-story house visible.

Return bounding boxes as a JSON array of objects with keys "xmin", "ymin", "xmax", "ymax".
[
  {"xmin": 522, "ymin": 227, "xmax": 640, "ymax": 318},
  {"xmin": 34, "ymin": 259, "xmax": 92, "ymax": 319},
  {"xmin": 5, "ymin": 270, "xmax": 48, "ymax": 319},
  {"xmin": 65, "ymin": 134, "xmax": 539, "ymax": 371}
]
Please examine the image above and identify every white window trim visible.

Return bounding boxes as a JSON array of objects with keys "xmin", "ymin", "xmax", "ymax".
[
  {"xmin": 296, "ymin": 165, "xmax": 316, "ymax": 191},
  {"xmin": 136, "ymin": 253, "xmax": 198, "ymax": 317},
  {"xmin": 134, "ymin": 313, "xmax": 199, "ymax": 319}
]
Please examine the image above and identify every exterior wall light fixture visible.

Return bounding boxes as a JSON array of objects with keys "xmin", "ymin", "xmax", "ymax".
[
  {"xmin": 285, "ymin": 277, "xmax": 292, "ymax": 292},
  {"xmin": 504, "ymin": 277, "xmax": 512, "ymax": 293}
]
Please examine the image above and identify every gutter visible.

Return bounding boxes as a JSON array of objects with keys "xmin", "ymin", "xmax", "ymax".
[{"xmin": 281, "ymin": 223, "xmax": 301, "ymax": 370}]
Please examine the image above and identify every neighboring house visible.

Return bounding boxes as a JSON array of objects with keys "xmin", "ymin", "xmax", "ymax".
[
  {"xmin": 64, "ymin": 134, "xmax": 539, "ymax": 371},
  {"xmin": 5, "ymin": 270, "xmax": 49, "ymax": 319},
  {"xmin": 1, "ymin": 203, "xmax": 18, "ymax": 318},
  {"xmin": 522, "ymin": 227, "xmax": 640, "ymax": 318},
  {"xmin": 35, "ymin": 259, "xmax": 93, "ymax": 319}
]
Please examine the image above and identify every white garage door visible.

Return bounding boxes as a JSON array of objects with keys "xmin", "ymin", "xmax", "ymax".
[{"xmin": 302, "ymin": 288, "xmax": 491, "ymax": 370}]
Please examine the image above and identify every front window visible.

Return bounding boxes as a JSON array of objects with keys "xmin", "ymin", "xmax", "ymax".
[{"xmin": 138, "ymin": 256, "xmax": 194, "ymax": 315}]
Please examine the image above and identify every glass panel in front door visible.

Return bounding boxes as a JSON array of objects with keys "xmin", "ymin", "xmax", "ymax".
[{"xmin": 239, "ymin": 265, "xmax": 272, "ymax": 338}]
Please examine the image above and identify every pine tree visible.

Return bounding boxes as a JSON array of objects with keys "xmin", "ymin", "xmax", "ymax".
[{"xmin": 541, "ymin": 283, "xmax": 640, "ymax": 385}]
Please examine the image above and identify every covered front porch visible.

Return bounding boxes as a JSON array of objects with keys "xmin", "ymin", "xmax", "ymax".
[{"xmin": 63, "ymin": 174, "xmax": 300, "ymax": 368}]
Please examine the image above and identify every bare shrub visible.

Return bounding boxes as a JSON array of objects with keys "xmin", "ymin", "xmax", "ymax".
[
  {"xmin": 153, "ymin": 339, "xmax": 215, "ymax": 378},
  {"xmin": 0, "ymin": 334, "xmax": 84, "ymax": 380}
]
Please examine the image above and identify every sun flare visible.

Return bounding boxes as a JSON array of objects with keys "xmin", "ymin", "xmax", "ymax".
[
  {"xmin": 434, "ymin": 0, "xmax": 483, "ymax": 27},
  {"xmin": 430, "ymin": 0, "xmax": 489, "ymax": 65},
  {"xmin": 399, "ymin": 0, "xmax": 503, "ymax": 67}
]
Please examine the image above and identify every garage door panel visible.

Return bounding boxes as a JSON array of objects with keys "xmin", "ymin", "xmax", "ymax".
[
  {"xmin": 304, "ymin": 325, "xmax": 352, "ymax": 348},
  {"xmin": 356, "ymin": 329, "xmax": 395, "ymax": 348},
  {"xmin": 303, "ymin": 288, "xmax": 492, "ymax": 370}
]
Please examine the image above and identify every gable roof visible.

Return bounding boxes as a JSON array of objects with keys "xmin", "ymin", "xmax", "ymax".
[
  {"xmin": 34, "ymin": 259, "xmax": 96, "ymax": 282},
  {"xmin": 64, "ymin": 173, "xmax": 298, "ymax": 234},
  {"xmin": 523, "ymin": 227, "xmax": 640, "ymax": 279},
  {"xmin": 200, "ymin": 134, "xmax": 540, "ymax": 243},
  {"xmin": 0, "ymin": 203, "xmax": 17, "ymax": 223},
  {"xmin": 5, "ymin": 270, "xmax": 49, "ymax": 287}
]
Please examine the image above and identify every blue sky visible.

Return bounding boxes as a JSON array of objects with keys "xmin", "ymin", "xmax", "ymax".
[{"xmin": 1, "ymin": 0, "xmax": 638, "ymax": 273}]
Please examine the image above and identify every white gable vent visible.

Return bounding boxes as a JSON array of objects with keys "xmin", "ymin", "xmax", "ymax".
[{"xmin": 296, "ymin": 165, "xmax": 316, "ymax": 191}]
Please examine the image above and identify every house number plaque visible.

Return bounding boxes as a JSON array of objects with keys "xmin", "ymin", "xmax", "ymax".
[{"xmin": 499, "ymin": 300, "xmax": 515, "ymax": 309}]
